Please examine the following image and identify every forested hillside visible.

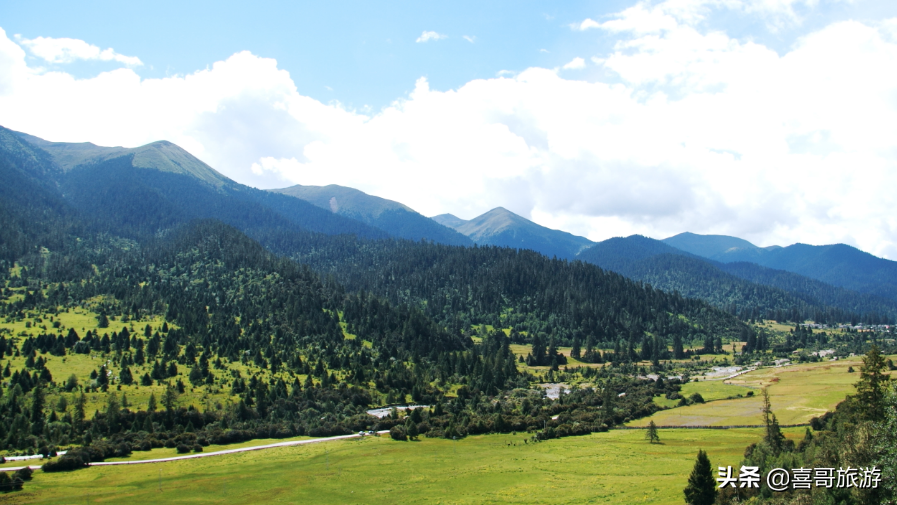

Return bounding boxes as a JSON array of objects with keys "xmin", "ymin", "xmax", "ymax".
[
  {"xmin": 664, "ymin": 232, "xmax": 897, "ymax": 302},
  {"xmin": 577, "ymin": 235, "xmax": 897, "ymax": 324},
  {"xmin": 260, "ymin": 233, "xmax": 746, "ymax": 359}
]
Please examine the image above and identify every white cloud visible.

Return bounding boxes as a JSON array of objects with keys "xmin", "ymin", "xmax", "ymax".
[
  {"xmin": 18, "ymin": 35, "xmax": 142, "ymax": 66},
  {"xmin": 562, "ymin": 57, "xmax": 586, "ymax": 70},
  {"xmin": 463, "ymin": 35, "xmax": 476, "ymax": 43},
  {"xmin": 572, "ymin": 18, "xmax": 602, "ymax": 31},
  {"xmin": 1, "ymin": 4, "xmax": 897, "ymax": 260},
  {"xmin": 416, "ymin": 31, "xmax": 447, "ymax": 43}
]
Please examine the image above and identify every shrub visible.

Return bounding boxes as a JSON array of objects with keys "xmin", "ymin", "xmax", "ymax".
[
  {"xmin": 192, "ymin": 444, "xmax": 203, "ymax": 453},
  {"xmin": 114, "ymin": 442, "xmax": 132, "ymax": 458},
  {"xmin": 14, "ymin": 467, "xmax": 32, "ymax": 481},
  {"xmin": 690, "ymin": 393, "xmax": 705, "ymax": 404},
  {"xmin": 42, "ymin": 454, "xmax": 87, "ymax": 472},
  {"xmin": 176, "ymin": 444, "xmax": 190, "ymax": 454},
  {"xmin": 389, "ymin": 426, "xmax": 407, "ymax": 441}
]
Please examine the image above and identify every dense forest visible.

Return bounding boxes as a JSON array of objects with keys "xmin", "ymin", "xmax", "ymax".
[{"xmin": 577, "ymin": 236, "xmax": 897, "ymax": 324}]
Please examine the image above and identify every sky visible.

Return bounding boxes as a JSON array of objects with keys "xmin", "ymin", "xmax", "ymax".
[{"xmin": 1, "ymin": 0, "xmax": 896, "ymax": 258}]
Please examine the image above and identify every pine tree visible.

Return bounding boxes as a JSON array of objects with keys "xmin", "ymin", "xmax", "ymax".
[
  {"xmin": 855, "ymin": 344, "xmax": 890, "ymax": 422},
  {"xmin": 761, "ymin": 388, "xmax": 784, "ymax": 452},
  {"xmin": 683, "ymin": 449, "xmax": 716, "ymax": 505},
  {"xmin": 645, "ymin": 420, "xmax": 660, "ymax": 444},
  {"xmin": 30, "ymin": 380, "xmax": 46, "ymax": 435}
]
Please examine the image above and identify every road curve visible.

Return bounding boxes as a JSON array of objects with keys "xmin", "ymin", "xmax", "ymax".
[{"xmin": 1, "ymin": 431, "xmax": 389, "ymax": 472}]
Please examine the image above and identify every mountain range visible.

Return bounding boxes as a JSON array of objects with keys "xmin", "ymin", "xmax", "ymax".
[
  {"xmin": 3, "ymin": 125, "xmax": 896, "ymax": 324},
  {"xmin": 433, "ymin": 208, "xmax": 594, "ymax": 259}
]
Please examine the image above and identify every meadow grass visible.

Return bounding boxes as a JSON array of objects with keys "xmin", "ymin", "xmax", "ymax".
[
  {"xmin": 629, "ymin": 355, "xmax": 893, "ymax": 427},
  {"xmin": 0, "ymin": 427, "xmax": 804, "ymax": 505},
  {"xmin": 653, "ymin": 381, "xmax": 754, "ymax": 409}
]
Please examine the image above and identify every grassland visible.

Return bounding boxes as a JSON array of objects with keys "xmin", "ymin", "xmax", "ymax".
[
  {"xmin": 629, "ymin": 354, "xmax": 893, "ymax": 427},
  {"xmin": 0, "ymin": 427, "xmax": 806, "ymax": 505},
  {"xmin": 652, "ymin": 381, "xmax": 754, "ymax": 409}
]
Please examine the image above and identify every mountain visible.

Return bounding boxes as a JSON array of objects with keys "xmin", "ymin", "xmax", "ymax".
[
  {"xmin": 663, "ymin": 232, "xmax": 897, "ymax": 302},
  {"xmin": 270, "ymin": 184, "xmax": 472, "ymax": 246},
  {"xmin": 431, "ymin": 213, "xmax": 468, "ymax": 229},
  {"xmin": 16, "ymin": 132, "xmax": 232, "ymax": 188},
  {"xmin": 438, "ymin": 207, "xmax": 594, "ymax": 259},
  {"xmin": 662, "ymin": 232, "xmax": 779, "ymax": 261},
  {"xmin": 5, "ymin": 127, "xmax": 389, "ymax": 243},
  {"xmin": 577, "ymin": 235, "xmax": 897, "ymax": 323},
  {"xmin": 0, "ymin": 128, "xmax": 80, "ymax": 262}
]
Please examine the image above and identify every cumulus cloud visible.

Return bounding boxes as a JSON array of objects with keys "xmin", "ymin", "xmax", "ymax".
[
  {"xmin": 1, "ymin": 2, "xmax": 896, "ymax": 259},
  {"xmin": 562, "ymin": 57, "xmax": 586, "ymax": 70},
  {"xmin": 572, "ymin": 18, "xmax": 602, "ymax": 31},
  {"xmin": 18, "ymin": 35, "xmax": 142, "ymax": 66},
  {"xmin": 416, "ymin": 31, "xmax": 447, "ymax": 43}
]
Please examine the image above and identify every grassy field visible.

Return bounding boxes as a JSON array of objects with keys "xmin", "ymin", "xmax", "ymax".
[
  {"xmin": 0, "ymin": 427, "xmax": 805, "ymax": 505},
  {"xmin": 652, "ymin": 381, "xmax": 754, "ymax": 409},
  {"xmin": 629, "ymin": 355, "xmax": 892, "ymax": 427}
]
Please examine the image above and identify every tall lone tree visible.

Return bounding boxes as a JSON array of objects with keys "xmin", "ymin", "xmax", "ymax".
[
  {"xmin": 684, "ymin": 449, "xmax": 717, "ymax": 505},
  {"xmin": 645, "ymin": 420, "xmax": 660, "ymax": 444},
  {"xmin": 761, "ymin": 387, "xmax": 785, "ymax": 453},
  {"xmin": 855, "ymin": 344, "xmax": 890, "ymax": 422}
]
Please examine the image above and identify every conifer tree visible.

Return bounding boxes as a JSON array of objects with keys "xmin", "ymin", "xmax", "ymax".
[
  {"xmin": 684, "ymin": 449, "xmax": 716, "ymax": 505},
  {"xmin": 645, "ymin": 420, "xmax": 660, "ymax": 444}
]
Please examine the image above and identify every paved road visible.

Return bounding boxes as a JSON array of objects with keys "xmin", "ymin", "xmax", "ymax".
[{"xmin": 1, "ymin": 431, "xmax": 389, "ymax": 472}]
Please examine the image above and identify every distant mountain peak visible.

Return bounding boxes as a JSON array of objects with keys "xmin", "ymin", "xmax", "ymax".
[
  {"xmin": 270, "ymin": 183, "xmax": 473, "ymax": 246},
  {"xmin": 663, "ymin": 232, "xmax": 761, "ymax": 259},
  {"xmin": 431, "ymin": 213, "xmax": 467, "ymax": 229},
  {"xmin": 450, "ymin": 206, "xmax": 593, "ymax": 259},
  {"xmin": 14, "ymin": 130, "xmax": 232, "ymax": 188}
]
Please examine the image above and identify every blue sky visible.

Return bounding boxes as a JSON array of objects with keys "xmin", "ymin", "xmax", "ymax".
[
  {"xmin": 1, "ymin": 0, "xmax": 896, "ymax": 258},
  {"xmin": 5, "ymin": 0, "xmax": 889, "ymax": 109},
  {"xmin": 3, "ymin": 1, "xmax": 631, "ymax": 109}
]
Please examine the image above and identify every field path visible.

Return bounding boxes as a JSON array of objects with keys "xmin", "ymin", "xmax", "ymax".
[{"xmin": 1, "ymin": 431, "xmax": 389, "ymax": 472}]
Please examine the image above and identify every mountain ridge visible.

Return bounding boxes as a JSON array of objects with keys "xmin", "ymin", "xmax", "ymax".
[
  {"xmin": 441, "ymin": 207, "xmax": 594, "ymax": 259},
  {"xmin": 270, "ymin": 184, "xmax": 472, "ymax": 246}
]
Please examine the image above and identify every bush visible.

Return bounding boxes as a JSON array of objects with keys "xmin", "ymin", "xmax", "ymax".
[
  {"xmin": 14, "ymin": 467, "xmax": 32, "ymax": 481},
  {"xmin": 192, "ymin": 444, "xmax": 203, "ymax": 453},
  {"xmin": 114, "ymin": 442, "xmax": 132, "ymax": 458},
  {"xmin": 389, "ymin": 426, "xmax": 407, "ymax": 441},
  {"xmin": 176, "ymin": 444, "xmax": 190, "ymax": 454},
  {"xmin": 42, "ymin": 454, "xmax": 87, "ymax": 472},
  {"xmin": 690, "ymin": 393, "xmax": 705, "ymax": 404}
]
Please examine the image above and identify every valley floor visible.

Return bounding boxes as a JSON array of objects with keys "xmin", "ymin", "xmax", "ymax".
[{"xmin": 0, "ymin": 427, "xmax": 804, "ymax": 505}]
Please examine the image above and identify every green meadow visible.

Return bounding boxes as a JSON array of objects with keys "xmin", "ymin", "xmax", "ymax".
[
  {"xmin": 630, "ymin": 355, "xmax": 891, "ymax": 427},
  {"xmin": 0, "ymin": 427, "xmax": 804, "ymax": 505}
]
